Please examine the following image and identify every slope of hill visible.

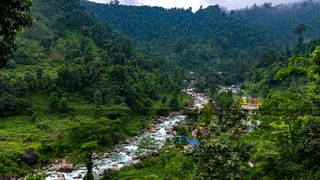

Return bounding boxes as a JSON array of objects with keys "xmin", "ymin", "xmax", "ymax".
[
  {"xmin": 82, "ymin": 0, "xmax": 320, "ymax": 84},
  {"xmin": 0, "ymin": 0, "xmax": 189, "ymax": 177}
]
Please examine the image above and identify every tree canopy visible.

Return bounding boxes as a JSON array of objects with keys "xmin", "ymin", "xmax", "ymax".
[{"xmin": 0, "ymin": 0, "xmax": 33, "ymax": 68}]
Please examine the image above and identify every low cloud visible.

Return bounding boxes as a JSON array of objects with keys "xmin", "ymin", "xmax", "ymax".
[
  {"xmin": 90, "ymin": 0, "xmax": 303, "ymax": 11},
  {"xmin": 206, "ymin": 0, "xmax": 302, "ymax": 9}
]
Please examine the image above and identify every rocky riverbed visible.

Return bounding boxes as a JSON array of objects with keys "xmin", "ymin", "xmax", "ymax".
[{"xmin": 37, "ymin": 89, "xmax": 209, "ymax": 180}]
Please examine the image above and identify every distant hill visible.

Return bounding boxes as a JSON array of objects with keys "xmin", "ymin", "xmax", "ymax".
[
  {"xmin": 82, "ymin": 0, "xmax": 320, "ymax": 83},
  {"xmin": 83, "ymin": 0, "xmax": 320, "ymax": 51}
]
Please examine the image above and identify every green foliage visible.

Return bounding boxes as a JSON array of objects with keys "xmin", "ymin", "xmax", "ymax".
[
  {"xmin": 177, "ymin": 126, "xmax": 188, "ymax": 137},
  {"xmin": 193, "ymin": 133, "xmax": 249, "ymax": 180},
  {"xmin": 39, "ymin": 38, "xmax": 52, "ymax": 54},
  {"xmin": 48, "ymin": 92, "xmax": 59, "ymax": 111},
  {"xmin": 198, "ymin": 104, "xmax": 215, "ymax": 124},
  {"xmin": 161, "ymin": 96, "xmax": 167, "ymax": 106},
  {"xmin": 102, "ymin": 169, "xmax": 119, "ymax": 180},
  {"xmin": 118, "ymin": 147, "xmax": 195, "ymax": 179},
  {"xmin": 193, "ymin": 88, "xmax": 250, "ymax": 179},
  {"xmin": 2, "ymin": 0, "xmax": 320, "ymax": 178},
  {"xmin": 7, "ymin": 59, "xmax": 17, "ymax": 69},
  {"xmin": 26, "ymin": 173, "xmax": 48, "ymax": 180},
  {"xmin": 0, "ymin": 0, "xmax": 33, "ymax": 68},
  {"xmin": 81, "ymin": 141, "xmax": 98, "ymax": 180},
  {"xmin": 59, "ymin": 97, "xmax": 69, "ymax": 113},
  {"xmin": 83, "ymin": 1, "xmax": 320, "ymax": 84},
  {"xmin": 214, "ymin": 91, "xmax": 234, "ymax": 110},
  {"xmin": 169, "ymin": 95, "xmax": 179, "ymax": 111},
  {"xmin": 0, "ymin": 92, "xmax": 31, "ymax": 116},
  {"xmin": 246, "ymin": 46, "xmax": 320, "ymax": 179},
  {"xmin": 93, "ymin": 90, "xmax": 103, "ymax": 105}
]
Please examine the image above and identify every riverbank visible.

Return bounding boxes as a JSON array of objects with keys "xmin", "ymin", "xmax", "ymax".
[
  {"xmin": 25, "ymin": 89, "xmax": 208, "ymax": 179},
  {"xmin": 29, "ymin": 89, "xmax": 208, "ymax": 179}
]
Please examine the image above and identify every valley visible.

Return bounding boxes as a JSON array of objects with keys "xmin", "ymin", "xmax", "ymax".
[
  {"xmin": 39, "ymin": 89, "xmax": 208, "ymax": 180},
  {"xmin": 1, "ymin": 0, "xmax": 320, "ymax": 179}
]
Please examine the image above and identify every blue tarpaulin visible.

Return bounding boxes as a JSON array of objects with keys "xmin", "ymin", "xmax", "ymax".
[{"xmin": 176, "ymin": 136, "xmax": 199, "ymax": 147}]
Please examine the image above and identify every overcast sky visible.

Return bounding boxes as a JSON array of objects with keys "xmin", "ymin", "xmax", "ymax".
[{"xmin": 90, "ymin": 0, "xmax": 302, "ymax": 11}]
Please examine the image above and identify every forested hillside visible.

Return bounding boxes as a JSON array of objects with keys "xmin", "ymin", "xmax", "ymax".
[
  {"xmin": 242, "ymin": 38, "xmax": 320, "ymax": 96},
  {"xmin": 83, "ymin": 0, "xmax": 320, "ymax": 83},
  {"xmin": 0, "ymin": 0, "xmax": 188, "ymax": 176},
  {"xmin": 2, "ymin": 0, "xmax": 320, "ymax": 179}
]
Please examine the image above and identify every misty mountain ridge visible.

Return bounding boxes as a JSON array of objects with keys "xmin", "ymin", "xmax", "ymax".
[{"xmin": 83, "ymin": 0, "xmax": 320, "ymax": 83}]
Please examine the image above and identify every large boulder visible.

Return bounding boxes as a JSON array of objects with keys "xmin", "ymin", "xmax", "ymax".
[
  {"xmin": 172, "ymin": 126, "xmax": 179, "ymax": 132},
  {"xmin": 58, "ymin": 160, "xmax": 74, "ymax": 172},
  {"xmin": 22, "ymin": 149, "xmax": 38, "ymax": 166},
  {"xmin": 134, "ymin": 162, "xmax": 144, "ymax": 169},
  {"xmin": 0, "ymin": 176, "xmax": 16, "ymax": 180},
  {"xmin": 114, "ymin": 148, "xmax": 120, "ymax": 153}
]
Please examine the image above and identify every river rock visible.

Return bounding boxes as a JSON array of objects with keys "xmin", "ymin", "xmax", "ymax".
[
  {"xmin": 103, "ymin": 153, "xmax": 110, "ymax": 158},
  {"xmin": 140, "ymin": 156, "xmax": 149, "ymax": 160},
  {"xmin": 149, "ymin": 127, "xmax": 157, "ymax": 133},
  {"xmin": 133, "ymin": 156, "xmax": 140, "ymax": 160},
  {"xmin": 156, "ymin": 118, "xmax": 165, "ymax": 123},
  {"xmin": 173, "ymin": 131, "xmax": 177, "ymax": 136},
  {"xmin": 172, "ymin": 126, "xmax": 179, "ymax": 132},
  {"xmin": 114, "ymin": 148, "xmax": 120, "ymax": 153},
  {"xmin": 59, "ymin": 160, "xmax": 74, "ymax": 173},
  {"xmin": 73, "ymin": 174, "xmax": 82, "ymax": 179},
  {"xmin": 92, "ymin": 153, "xmax": 99, "ymax": 160},
  {"xmin": 22, "ymin": 149, "xmax": 38, "ymax": 166},
  {"xmin": 31, "ymin": 90, "xmax": 204, "ymax": 178},
  {"xmin": 49, "ymin": 164, "xmax": 58, "ymax": 171},
  {"xmin": 56, "ymin": 174, "xmax": 66, "ymax": 180}
]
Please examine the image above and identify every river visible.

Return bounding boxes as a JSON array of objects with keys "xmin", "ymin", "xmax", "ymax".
[{"xmin": 43, "ymin": 88, "xmax": 208, "ymax": 180}]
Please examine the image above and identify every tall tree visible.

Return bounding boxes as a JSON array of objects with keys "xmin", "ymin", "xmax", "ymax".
[
  {"xmin": 169, "ymin": 95, "xmax": 179, "ymax": 111},
  {"xmin": 193, "ymin": 129, "xmax": 250, "ymax": 180},
  {"xmin": 250, "ymin": 46, "xmax": 320, "ymax": 179},
  {"xmin": 59, "ymin": 97, "xmax": 69, "ymax": 113},
  {"xmin": 93, "ymin": 90, "xmax": 103, "ymax": 106},
  {"xmin": 295, "ymin": 24, "xmax": 307, "ymax": 52},
  {"xmin": 0, "ymin": 0, "xmax": 33, "ymax": 68},
  {"xmin": 40, "ymin": 38, "xmax": 52, "ymax": 54}
]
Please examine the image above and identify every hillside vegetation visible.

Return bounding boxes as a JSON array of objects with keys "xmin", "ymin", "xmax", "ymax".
[
  {"xmin": 1, "ymin": 0, "xmax": 320, "ymax": 179},
  {"xmin": 0, "ymin": 0, "xmax": 189, "ymax": 176},
  {"xmin": 83, "ymin": 0, "xmax": 320, "ymax": 84}
]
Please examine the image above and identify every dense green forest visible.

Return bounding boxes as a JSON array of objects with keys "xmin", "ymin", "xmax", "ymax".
[
  {"xmin": 83, "ymin": 0, "xmax": 320, "ymax": 84},
  {"xmin": 113, "ymin": 43, "xmax": 320, "ymax": 179},
  {"xmin": 0, "ymin": 0, "xmax": 189, "ymax": 176},
  {"xmin": 1, "ymin": 0, "xmax": 320, "ymax": 179}
]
